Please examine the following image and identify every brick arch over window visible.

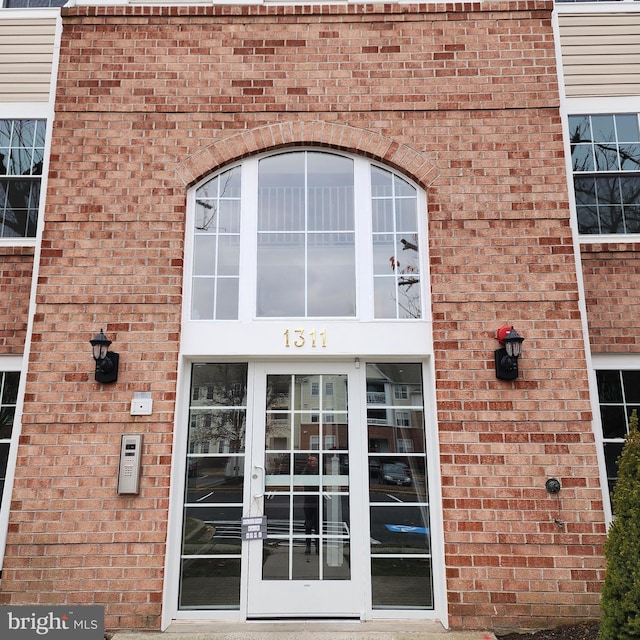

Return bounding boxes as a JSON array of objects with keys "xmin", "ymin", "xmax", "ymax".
[{"xmin": 176, "ymin": 120, "xmax": 440, "ymax": 190}]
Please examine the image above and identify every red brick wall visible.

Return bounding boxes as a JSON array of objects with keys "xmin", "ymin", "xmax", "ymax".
[
  {"xmin": 0, "ymin": 2, "xmax": 606, "ymax": 633},
  {"xmin": 0, "ymin": 247, "xmax": 34, "ymax": 355},
  {"xmin": 581, "ymin": 243, "xmax": 640, "ymax": 353}
]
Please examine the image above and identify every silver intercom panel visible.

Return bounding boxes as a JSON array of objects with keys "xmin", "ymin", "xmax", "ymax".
[{"xmin": 117, "ymin": 434, "xmax": 143, "ymax": 495}]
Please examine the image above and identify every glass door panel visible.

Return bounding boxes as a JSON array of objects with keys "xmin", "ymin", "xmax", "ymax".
[
  {"xmin": 179, "ymin": 363, "xmax": 248, "ymax": 610},
  {"xmin": 246, "ymin": 366, "xmax": 362, "ymax": 617},
  {"xmin": 365, "ymin": 363, "xmax": 434, "ymax": 610}
]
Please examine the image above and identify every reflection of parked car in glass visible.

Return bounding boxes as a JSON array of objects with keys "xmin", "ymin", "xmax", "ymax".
[{"xmin": 380, "ymin": 463, "xmax": 412, "ymax": 486}]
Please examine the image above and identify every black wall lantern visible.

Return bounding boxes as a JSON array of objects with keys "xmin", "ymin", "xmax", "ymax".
[
  {"xmin": 495, "ymin": 326, "xmax": 524, "ymax": 381},
  {"xmin": 90, "ymin": 329, "xmax": 119, "ymax": 383}
]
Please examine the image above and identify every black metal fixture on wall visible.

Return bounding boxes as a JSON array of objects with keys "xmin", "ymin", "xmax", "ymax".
[
  {"xmin": 90, "ymin": 328, "xmax": 119, "ymax": 383},
  {"xmin": 545, "ymin": 478, "xmax": 561, "ymax": 494},
  {"xmin": 494, "ymin": 326, "xmax": 524, "ymax": 381}
]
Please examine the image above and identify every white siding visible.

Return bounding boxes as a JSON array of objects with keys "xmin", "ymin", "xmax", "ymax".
[
  {"xmin": 558, "ymin": 11, "xmax": 640, "ymax": 98},
  {"xmin": 0, "ymin": 18, "xmax": 57, "ymax": 102}
]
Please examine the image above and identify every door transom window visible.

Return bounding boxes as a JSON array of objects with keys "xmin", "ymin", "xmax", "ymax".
[{"xmin": 190, "ymin": 150, "xmax": 424, "ymax": 321}]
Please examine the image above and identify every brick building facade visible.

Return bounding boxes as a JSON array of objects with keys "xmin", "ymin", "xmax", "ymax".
[{"xmin": 3, "ymin": 0, "xmax": 635, "ymax": 634}]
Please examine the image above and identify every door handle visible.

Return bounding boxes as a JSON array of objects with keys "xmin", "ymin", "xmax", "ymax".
[{"xmin": 252, "ymin": 464, "xmax": 265, "ymax": 499}]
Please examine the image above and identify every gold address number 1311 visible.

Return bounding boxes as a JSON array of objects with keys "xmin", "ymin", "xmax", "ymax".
[{"xmin": 284, "ymin": 328, "xmax": 327, "ymax": 348}]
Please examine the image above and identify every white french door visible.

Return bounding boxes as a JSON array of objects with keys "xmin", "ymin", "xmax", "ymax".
[
  {"xmin": 245, "ymin": 363, "xmax": 366, "ymax": 617},
  {"xmin": 175, "ymin": 359, "xmax": 439, "ymax": 622}
]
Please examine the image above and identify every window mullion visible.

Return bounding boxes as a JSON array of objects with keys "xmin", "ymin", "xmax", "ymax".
[
  {"xmin": 239, "ymin": 157, "xmax": 258, "ymax": 321},
  {"xmin": 354, "ymin": 157, "xmax": 373, "ymax": 321}
]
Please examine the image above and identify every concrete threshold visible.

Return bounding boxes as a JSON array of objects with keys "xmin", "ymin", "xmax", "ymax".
[{"xmin": 110, "ymin": 620, "xmax": 497, "ymax": 640}]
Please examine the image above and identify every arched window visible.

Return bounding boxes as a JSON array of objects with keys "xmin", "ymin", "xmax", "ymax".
[{"xmin": 190, "ymin": 150, "xmax": 425, "ymax": 322}]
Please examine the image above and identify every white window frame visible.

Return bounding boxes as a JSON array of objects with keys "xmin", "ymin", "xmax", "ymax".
[
  {"xmin": 310, "ymin": 434, "xmax": 337, "ymax": 450},
  {"xmin": 563, "ymin": 97, "xmax": 640, "ymax": 245},
  {"xmin": 394, "ymin": 384, "xmax": 409, "ymax": 400},
  {"xmin": 0, "ymin": 355, "xmax": 22, "ymax": 572},
  {"xmin": 181, "ymin": 150, "xmax": 433, "ymax": 360},
  {"xmin": 0, "ymin": 362, "xmax": 20, "ymax": 501},
  {"xmin": 0, "ymin": 2, "xmax": 63, "ymax": 11},
  {"xmin": 590, "ymin": 353, "xmax": 640, "ymax": 520},
  {"xmin": 0, "ymin": 104, "xmax": 52, "ymax": 248},
  {"xmin": 568, "ymin": 112, "xmax": 640, "ymax": 235}
]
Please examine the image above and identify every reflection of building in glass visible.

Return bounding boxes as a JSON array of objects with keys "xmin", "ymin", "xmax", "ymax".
[
  {"xmin": 366, "ymin": 364, "xmax": 424, "ymax": 455},
  {"xmin": 188, "ymin": 364, "xmax": 248, "ymax": 456},
  {"xmin": 265, "ymin": 374, "xmax": 349, "ymax": 452}
]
